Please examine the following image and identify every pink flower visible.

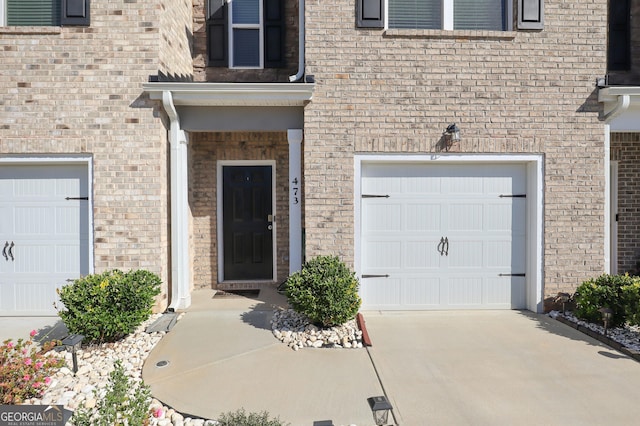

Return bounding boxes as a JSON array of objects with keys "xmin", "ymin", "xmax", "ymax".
[
  {"xmin": 7, "ymin": 342, "xmax": 14, "ymax": 349},
  {"xmin": 24, "ymin": 358, "xmax": 32, "ymax": 366},
  {"xmin": 35, "ymin": 361, "xmax": 44, "ymax": 370},
  {"xmin": 33, "ymin": 382, "xmax": 41, "ymax": 388},
  {"xmin": 30, "ymin": 330, "xmax": 37, "ymax": 338},
  {"xmin": 22, "ymin": 349, "xmax": 27, "ymax": 355},
  {"xmin": 153, "ymin": 408, "xmax": 164, "ymax": 418},
  {"xmin": 44, "ymin": 377, "xmax": 51, "ymax": 385},
  {"xmin": 23, "ymin": 375, "xmax": 30, "ymax": 381}
]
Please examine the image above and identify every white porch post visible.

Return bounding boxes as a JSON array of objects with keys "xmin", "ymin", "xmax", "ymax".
[
  {"xmin": 604, "ymin": 124, "xmax": 611, "ymax": 274},
  {"xmin": 163, "ymin": 91, "xmax": 191, "ymax": 310},
  {"xmin": 288, "ymin": 129, "xmax": 303, "ymax": 274}
]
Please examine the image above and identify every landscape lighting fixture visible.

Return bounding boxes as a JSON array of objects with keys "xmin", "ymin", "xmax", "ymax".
[
  {"xmin": 599, "ymin": 307, "xmax": 613, "ymax": 336},
  {"xmin": 61, "ymin": 334, "xmax": 84, "ymax": 375},
  {"xmin": 557, "ymin": 292, "xmax": 570, "ymax": 315},
  {"xmin": 368, "ymin": 396, "xmax": 393, "ymax": 426}
]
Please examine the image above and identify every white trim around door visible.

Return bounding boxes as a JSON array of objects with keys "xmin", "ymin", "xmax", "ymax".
[
  {"xmin": 354, "ymin": 154, "xmax": 544, "ymax": 313},
  {"xmin": 217, "ymin": 160, "xmax": 277, "ymax": 283}
]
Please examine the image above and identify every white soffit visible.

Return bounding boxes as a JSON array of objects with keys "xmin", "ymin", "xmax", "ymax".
[
  {"xmin": 599, "ymin": 87, "xmax": 640, "ymax": 130},
  {"xmin": 143, "ymin": 82, "xmax": 315, "ymax": 107}
]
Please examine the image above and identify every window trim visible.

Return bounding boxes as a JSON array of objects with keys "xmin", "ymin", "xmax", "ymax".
[
  {"xmin": 0, "ymin": 0, "xmax": 5, "ymax": 26},
  {"xmin": 385, "ymin": 0, "xmax": 513, "ymax": 32},
  {"xmin": 228, "ymin": 0, "xmax": 264, "ymax": 69}
]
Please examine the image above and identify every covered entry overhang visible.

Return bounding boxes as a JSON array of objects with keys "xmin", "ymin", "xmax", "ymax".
[
  {"xmin": 598, "ymin": 87, "xmax": 640, "ymax": 275},
  {"xmin": 143, "ymin": 82, "xmax": 315, "ymax": 310}
]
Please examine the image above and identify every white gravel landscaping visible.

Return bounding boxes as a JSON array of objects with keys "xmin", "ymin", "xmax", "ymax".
[
  {"xmin": 548, "ymin": 310, "xmax": 640, "ymax": 352},
  {"xmin": 22, "ymin": 314, "xmax": 219, "ymax": 426}
]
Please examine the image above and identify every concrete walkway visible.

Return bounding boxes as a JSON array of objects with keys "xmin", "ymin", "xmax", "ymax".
[
  {"xmin": 145, "ymin": 290, "xmax": 640, "ymax": 426},
  {"xmin": 142, "ymin": 289, "xmax": 385, "ymax": 425}
]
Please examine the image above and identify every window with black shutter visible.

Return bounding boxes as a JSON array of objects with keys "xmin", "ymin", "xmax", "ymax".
[
  {"xmin": 207, "ymin": 0, "xmax": 284, "ymax": 69},
  {"xmin": 3, "ymin": 0, "xmax": 89, "ymax": 26}
]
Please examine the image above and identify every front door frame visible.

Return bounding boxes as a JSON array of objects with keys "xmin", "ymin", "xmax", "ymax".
[
  {"xmin": 354, "ymin": 154, "xmax": 544, "ymax": 313},
  {"xmin": 217, "ymin": 160, "xmax": 277, "ymax": 283}
]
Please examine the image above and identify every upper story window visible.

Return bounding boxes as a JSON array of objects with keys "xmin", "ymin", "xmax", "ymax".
[
  {"xmin": 608, "ymin": 0, "xmax": 630, "ymax": 71},
  {"xmin": 207, "ymin": 0, "xmax": 284, "ymax": 69},
  {"xmin": 358, "ymin": 0, "xmax": 543, "ymax": 31},
  {"xmin": 0, "ymin": 0, "xmax": 90, "ymax": 27},
  {"xmin": 388, "ymin": 0, "xmax": 508, "ymax": 31}
]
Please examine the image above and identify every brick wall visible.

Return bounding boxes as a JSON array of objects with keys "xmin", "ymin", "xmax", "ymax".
[
  {"xmin": 611, "ymin": 133, "xmax": 640, "ymax": 274},
  {"xmin": 189, "ymin": 132, "xmax": 290, "ymax": 288},
  {"xmin": 160, "ymin": 0, "xmax": 194, "ymax": 80},
  {"xmin": 0, "ymin": 1, "xmax": 194, "ymax": 310},
  {"xmin": 303, "ymin": 0, "xmax": 608, "ymax": 304}
]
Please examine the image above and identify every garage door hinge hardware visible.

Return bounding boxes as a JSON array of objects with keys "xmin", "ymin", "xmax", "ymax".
[
  {"xmin": 362, "ymin": 274, "xmax": 390, "ymax": 278},
  {"xmin": 65, "ymin": 196, "xmax": 89, "ymax": 200},
  {"xmin": 499, "ymin": 273, "xmax": 526, "ymax": 277},
  {"xmin": 499, "ymin": 194, "xmax": 526, "ymax": 198},
  {"xmin": 362, "ymin": 194, "xmax": 390, "ymax": 198}
]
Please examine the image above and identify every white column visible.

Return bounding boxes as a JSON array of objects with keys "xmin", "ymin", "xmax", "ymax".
[
  {"xmin": 288, "ymin": 129, "xmax": 303, "ymax": 274},
  {"xmin": 163, "ymin": 91, "xmax": 191, "ymax": 311}
]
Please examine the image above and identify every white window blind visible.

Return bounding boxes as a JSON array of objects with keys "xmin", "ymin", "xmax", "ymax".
[
  {"xmin": 6, "ymin": 0, "xmax": 60, "ymax": 26},
  {"xmin": 230, "ymin": 0, "xmax": 262, "ymax": 67},
  {"xmin": 388, "ymin": 0, "xmax": 441, "ymax": 29},
  {"xmin": 454, "ymin": 0, "xmax": 504, "ymax": 30}
]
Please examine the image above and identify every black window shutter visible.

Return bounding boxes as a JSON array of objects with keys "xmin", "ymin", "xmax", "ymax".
[
  {"xmin": 61, "ymin": 0, "xmax": 90, "ymax": 26},
  {"xmin": 207, "ymin": 0, "xmax": 228, "ymax": 67},
  {"xmin": 264, "ymin": 0, "xmax": 285, "ymax": 68},
  {"xmin": 608, "ymin": 0, "xmax": 631, "ymax": 71},
  {"xmin": 518, "ymin": 0, "xmax": 544, "ymax": 30},
  {"xmin": 357, "ymin": 0, "xmax": 384, "ymax": 29}
]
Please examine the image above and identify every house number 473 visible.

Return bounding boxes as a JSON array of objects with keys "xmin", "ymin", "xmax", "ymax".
[{"xmin": 291, "ymin": 177, "xmax": 299, "ymax": 205}]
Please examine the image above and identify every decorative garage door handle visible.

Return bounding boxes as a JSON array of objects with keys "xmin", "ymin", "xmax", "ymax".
[
  {"xmin": 437, "ymin": 237, "xmax": 449, "ymax": 256},
  {"xmin": 8, "ymin": 242, "xmax": 14, "ymax": 261},
  {"xmin": 2, "ymin": 242, "xmax": 7, "ymax": 261}
]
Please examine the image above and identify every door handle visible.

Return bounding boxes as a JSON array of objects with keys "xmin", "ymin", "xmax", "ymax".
[
  {"xmin": 443, "ymin": 237, "xmax": 449, "ymax": 256},
  {"xmin": 8, "ymin": 242, "xmax": 14, "ymax": 261},
  {"xmin": 2, "ymin": 242, "xmax": 7, "ymax": 261},
  {"xmin": 437, "ymin": 237, "xmax": 445, "ymax": 256}
]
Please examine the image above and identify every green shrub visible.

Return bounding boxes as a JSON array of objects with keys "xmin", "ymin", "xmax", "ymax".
[
  {"xmin": 57, "ymin": 269, "xmax": 161, "ymax": 344},
  {"xmin": 218, "ymin": 408, "xmax": 289, "ymax": 426},
  {"xmin": 622, "ymin": 280, "xmax": 640, "ymax": 326},
  {"xmin": 284, "ymin": 255, "xmax": 361, "ymax": 327},
  {"xmin": 72, "ymin": 360, "xmax": 151, "ymax": 426},
  {"xmin": 574, "ymin": 274, "xmax": 633, "ymax": 327}
]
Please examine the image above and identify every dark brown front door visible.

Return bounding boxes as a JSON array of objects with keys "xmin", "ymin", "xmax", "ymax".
[{"xmin": 222, "ymin": 165, "xmax": 273, "ymax": 281}]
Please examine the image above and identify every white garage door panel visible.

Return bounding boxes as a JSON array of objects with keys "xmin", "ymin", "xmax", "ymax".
[
  {"xmin": 0, "ymin": 164, "xmax": 89, "ymax": 316},
  {"xmin": 360, "ymin": 163, "xmax": 527, "ymax": 310}
]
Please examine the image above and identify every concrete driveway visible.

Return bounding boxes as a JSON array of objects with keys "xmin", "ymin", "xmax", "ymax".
[{"xmin": 365, "ymin": 310, "xmax": 640, "ymax": 426}]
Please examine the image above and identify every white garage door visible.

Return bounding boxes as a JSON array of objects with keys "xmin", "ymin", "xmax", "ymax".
[
  {"xmin": 0, "ymin": 164, "xmax": 90, "ymax": 316},
  {"xmin": 360, "ymin": 163, "xmax": 527, "ymax": 310}
]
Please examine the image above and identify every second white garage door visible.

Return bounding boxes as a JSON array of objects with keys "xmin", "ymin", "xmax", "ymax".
[
  {"xmin": 0, "ymin": 163, "xmax": 90, "ymax": 316},
  {"xmin": 360, "ymin": 162, "xmax": 527, "ymax": 310}
]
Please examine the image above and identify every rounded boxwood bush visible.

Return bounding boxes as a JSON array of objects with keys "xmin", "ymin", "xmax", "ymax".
[
  {"xmin": 284, "ymin": 255, "xmax": 361, "ymax": 327},
  {"xmin": 574, "ymin": 274, "xmax": 632, "ymax": 327},
  {"xmin": 56, "ymin": 269, "xmax": 161, "ymax": 343}
]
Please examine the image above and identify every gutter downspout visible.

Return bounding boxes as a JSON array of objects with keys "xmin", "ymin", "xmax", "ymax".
[
  {"xmin": 162, "ymin": 91, "xmax": 191, "ymax": 311},
  {"xmin": 289, "ymin": 0, "xmax": 305, "ymax": 82}
]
